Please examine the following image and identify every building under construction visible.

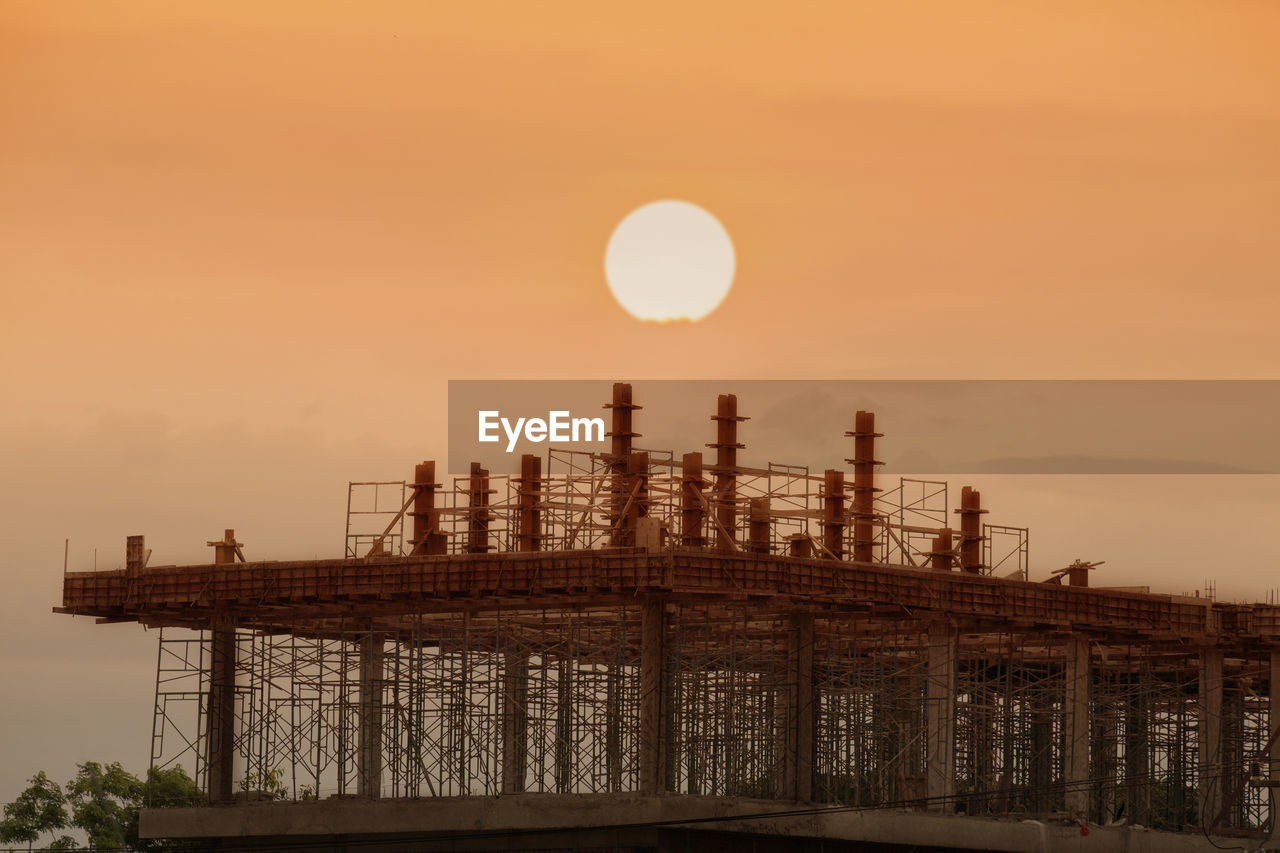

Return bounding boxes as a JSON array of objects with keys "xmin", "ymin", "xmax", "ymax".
[{"xmin": 57, "ymin": 383, "xmax": 1280, "ymax": 852}]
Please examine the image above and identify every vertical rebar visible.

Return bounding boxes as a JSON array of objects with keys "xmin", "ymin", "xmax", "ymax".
[
  {"xmin": 606, "ymin": 382, "xmax": 639, "ymax": 545},
  {"xmin": 956, "ymin": 487, "xmax": 986, "ymax": 574},
  {"xmin": 845, "ymin": 411, "xmax": 882, "ymax": 563},
  {"xmin": 821, "ymin": 470, "xmax": 845, "ymax": 560},
  {"xmin": 708, "ymin": 394, "xmax": 746, "ymax": 552},
  {"xmin": 517, "ymin": 454, "xmax": 542, "ymax": 552},
  {"xmin": 411, "ymin": 461, "xmax": 445, "ymax": 556}
]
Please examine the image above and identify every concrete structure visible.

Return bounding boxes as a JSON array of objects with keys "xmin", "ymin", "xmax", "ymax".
[
  {"xmin": 138, "ymin": 794, "xmax": 1255, "ymax": 852},
  {"xmin": 57, "ymin": 384, "xmax": 1280, "ymax": 850}
]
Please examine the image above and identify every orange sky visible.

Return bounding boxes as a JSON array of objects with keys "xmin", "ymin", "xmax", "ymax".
[{"xmin": 1, "ymin": 0, "xmax": 1278, "ymax": 809}]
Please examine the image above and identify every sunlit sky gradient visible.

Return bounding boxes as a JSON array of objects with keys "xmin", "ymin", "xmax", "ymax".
[{"xmin": 2, "ymin": 0, "xmax": 1277, "ymax": 808}]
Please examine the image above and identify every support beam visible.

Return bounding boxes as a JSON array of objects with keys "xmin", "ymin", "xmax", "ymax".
[
  {"xmin": 1064, "ymin": 635, "xmax": 1091, "ymax": 818},
  {"xmin": 1221, "ymin": 685, "xmax": 1243, "ymax": 829},
  {"xmin": 1271, "ymin": 651, "xmax": 1280, "ymax": 782},
  {"xmin": 204, "ymin": 529, "xmax": 239, "ymax": 804},
  {"xmin": 776, "ymin": 660, "xmax": 795, "ymax": 800},
  {"xmin": 555, "ymin": 658, "xmax": 572, "ymax": 794},
  {"xmin": 1030, "ymin": 689, "xmax": 1054, "ymax": 814},
  {"xmin": 501, "ymin": 649, "xmax": 528, "ymax": 794},
  {"xmin": 64, "ymin": 549, "xmax": 1231, "ymax": 638},
  {"xmin": 356, "ymin": 631, "xmax": 385, "ymax": 798},
  {"xmin": 1199, "ymin": 647, "xmax": 1224, "ymax": 826},
  {"xmin": 607, "ymin": 662, "xmax": 623, "ymax": 792},
  {"xmin": 1267, "ymin": 651, "xmax": 1280, "ymax": 845},
  {"xmin": 926, "ymin": 621, "xmax": 957, "ymax": 812},
  {"xmin": 794, "ymin": 612, "xmax": 815, "ymax": 802},
  {"xmin": 972, "ymin": 674, "xmax": 995, "ymax": 812},
  {"xmin": 639, "ymin": 598, "xmax": 665, "ymax": 794},
  {"xmin": 663, "ymin": 613, "xmax": 680, "ymax": 795},
  {"xmin": 206, "ymin": 621, "xmax": 236, "ymax": 804},
  {"xmin": 1125, "ymin": 673, "xmax": 1151, "ymax": 827}
]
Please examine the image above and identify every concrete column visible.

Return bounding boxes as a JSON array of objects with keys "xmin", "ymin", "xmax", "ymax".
[
  {"xmin": 847, "ymin": 410, "xmax": 880, "ymax": 563},
  {"xmin": 680, "ymin": 453, "xmax": 707, "ymax": 547},
  {"xmin": 955, "ymin": 488, "xmax": 985, "ymax": 574},
  {"xmin": 820, "ymin": 470, "xmax": 845, "ymax": 560},
  {"xmin": 794, "ymin": 612, "xmax": 815, "ymax": 802},
  {"xmin": 501, "ymin": 649, "xmax": 528, "ymax": 794},
  {"xmin": 517, "ymin": 454, "xmax": 542, "ymax": 553},
  {"xmin": 776, "ymin": 668, "xmax": 795, "ymax": 800},
  {"xmin": 872, "ymin": 676, "xmax": 901, "ymax": 803},
  {"xmin": 1094, "ymin": 707, "xmax": 1117, "ymax": 823},
  {"xmin": 639, "ymin": 598, "xmax": 665, "ymax": 794},
  {"xmin": 971, "ymin": 675, "xmax": 994, "ymax": 812},
  {"xmin": 357, "ymin": 632, "xmax": 386, "ymax": 798},
  {"xmin": 1199, "ymin": 648, "xmax": 1224, "ymax": 825},
  {"xmin": 1064, "ymin": 635, "xmax": 1091, "ymax": 818},
  {"xmin": 710, "ymin": 394, "xmax": 743, "ymax": 552},
  {"xmin": 663, "ymin": 624, "xmax": 680, "ymax": 794},
  {"xmin": 747, "ymin": 497, "xmax": 771, "ymax": 554},
  {"xmin": 1266, "ymin": 652, "xmax": 1280, "ymax": 842},
  {"xmin": 1270, "ymin": 652, "xmax": 1280, "ymax": 781},
  {"xmin": 1125, "ymin": 674, "xmax": 1151, "ymax": 827},
  {"xmin": 1030, "ymin": 693, "xmax": 1053, "ymax": 813},
  {"xmin": 929, "ymin": 528, "xmax": 954, "ymax": 572},
  {"xmin": 788, "ymin": 535, "xmax": 812, "ymax": 559},
  {"xmin": 925, "ymin": 622, "xmax": 957, "ymax": 812},
  {"xmin": 467, "ymin": 463, "xmax": 493, "ymax": 553},
  {"xmin": 205, "ymin": 531, "xmax": 238, "ymax": 804},
  {"xmin": 555, "ymin": 658, "xmax": 573, "ymax": 793},
  {"xmin": 410, "ymin": 461, "xmax": 446, "ymax": 556},
  {"xmin": 206, "ymin": 621, "xmax": 236, "ymax": 803},
  {"xmin": 125, "ymin": 535, "xmax": 145, "ymax": 610},
  {"xmin": 606, "ymin": 382, "xmax": 637, "ymax": 546},
  {"xmin": 1221, "ymin": 685, "xmax": 1243, "ymax": 829},
  {"xmin": 607, "ymin": 663, "xmax": 623, "ymax": 792}
]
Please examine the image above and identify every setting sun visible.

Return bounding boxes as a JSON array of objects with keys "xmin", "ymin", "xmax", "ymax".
[{"xmin": 604, "ymin": 200, "xmax": 736, "ymax": 323}]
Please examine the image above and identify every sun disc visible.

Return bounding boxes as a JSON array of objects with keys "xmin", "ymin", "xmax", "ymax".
[{"xmin": 604, "ymin": 200, "xmax": 736, "ymax": 322}]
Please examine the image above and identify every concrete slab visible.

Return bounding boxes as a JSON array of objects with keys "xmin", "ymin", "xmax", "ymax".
[{"xmin": 140, "ymin": 793, "xmax": 1253, "ymax": 852}]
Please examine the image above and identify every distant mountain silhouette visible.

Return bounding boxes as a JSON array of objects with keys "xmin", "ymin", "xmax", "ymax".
[{"xmin": 933, "ymin": 455, "xmax": 1270, "ymax": 475}]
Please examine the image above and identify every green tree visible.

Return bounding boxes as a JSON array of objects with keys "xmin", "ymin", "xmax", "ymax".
[
  {"xmin": 238, "ymin": 768, "xmax": 287, "ymax": 800},
  {"xmin": 134, "ymin": 765, "xmax": 204, "ymax": 852},
  {"xmin": 0, "ymin": 771, "xmax": 70, "ymax": 851},
  {"xmin": 3, "ymin": 763, "xmax": 203, "ymax": 852},
  {"xmin": 65, "ymin": 762, "xmax": 143, "ymax": 850},
  {"xmin": 142, "ymin": 765, "xmax": 203, "ymax": 809}
]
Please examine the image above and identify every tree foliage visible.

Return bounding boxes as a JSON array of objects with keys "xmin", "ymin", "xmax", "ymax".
[
  {"xmin": 142, "ymin": 766, "xmax": 202, "ymax": 810},
  {"xmin": 65, "ymin": 762, "xmax": 144, "ymax": 850},
  {"xmin": 0, "ymin": 771, "xmax": 69, "ymax": 850},
  {"xmin": 1, "ymin": 762, "xmax": 203, "ymax": 851}
]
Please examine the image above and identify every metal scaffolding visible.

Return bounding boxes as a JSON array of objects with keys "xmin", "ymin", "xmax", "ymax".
[{"xmin": 60, "ymin": 383, "xmax": 1280, "ymax": 845}]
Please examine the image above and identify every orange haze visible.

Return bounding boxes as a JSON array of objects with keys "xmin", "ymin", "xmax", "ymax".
[{"xmin": 1, "ymin": 0, "xmax": 1277, "ymax": 809}]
